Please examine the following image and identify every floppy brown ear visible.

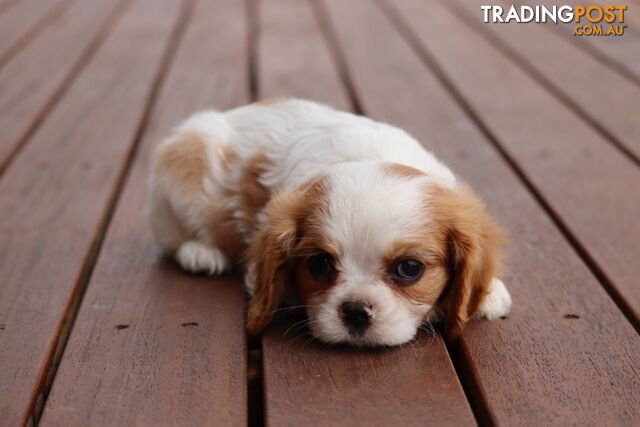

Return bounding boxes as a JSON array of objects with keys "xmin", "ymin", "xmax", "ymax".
[
  {"xmin": 434, "ymin": 185, "xmax": 503, "ymax": 340},
  {"xmin": 245, "ymin": 190, "xmax": 305, "ymax": 334}
]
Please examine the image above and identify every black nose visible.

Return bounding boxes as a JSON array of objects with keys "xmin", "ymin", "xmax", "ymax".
[{"xmin": 340, "ymin": 301, "xmax": 372, "ymax": 335}]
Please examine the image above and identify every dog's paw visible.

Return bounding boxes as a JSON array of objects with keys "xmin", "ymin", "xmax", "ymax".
[
  {"xmin": 477, "ymin": 278, "xmax": 512, "ymax": 320},
  {"xmin": 176, "ymin": 241, "xmax": 228, "ymax": 275}
]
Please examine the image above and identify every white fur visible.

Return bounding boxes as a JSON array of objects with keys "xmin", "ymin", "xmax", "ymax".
[
  {"xmin": 477, "ymin": 278, "xmax": 512, "ymax": 320},
  {"xmin": 148, "ymin": 99, "xmax": 510, "ymax": 345},
  {"xmin": 305, "ymin": 163, "xmax": 438, "ymax": 346}
]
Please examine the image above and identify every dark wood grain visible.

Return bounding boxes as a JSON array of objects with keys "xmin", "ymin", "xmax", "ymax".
[
  {"xmin": 0, "ymin": 0, "xmax": 70, "ymax": 67},
  {"xmin": 39, "ymin": 0, "xmax": 250, "ymax": 425},
  {"xmin": 257, "ymin": 1, "xmax": 476, "ymax": 425},
  {"xmin": 0, "ymin": 0, "xmax": 185, "ymax": 424},
  {"xmin": 387, "ymin": 0, "xmax": 640, "ymax": 327},
  {"xmin": 447, "ymin": 0, "xmax": 640, "ymax": 163},
  {"xmin": 0, "ymin": 0, "xmax": 125, "ymax": 174},
  {"xmin": 323, "ymin": 0, "xmax": 640, "ymax": 424},
  {"xmin": 256, "ymin": 0, "xmax": 350, "ymax": 110},
  {"xmin": 548, "ymin": 0, "xmax": 640, "ymax": 83}
]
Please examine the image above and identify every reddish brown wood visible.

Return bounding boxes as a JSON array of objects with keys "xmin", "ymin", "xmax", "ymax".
[
  {"xmin": 0, "ymin": 0, "xmax": 185, "ymax": 424},
  {"xmin": 324, "ymin": 0, "xmax": 640, "ymax": 424},
  {"xmin": 39, "ymin": 0, "xmax": 250, "ymax": 425},
  {"xmin": 256, "ymin": 0, "xmax": 350, "ymax": 110},
  {"xmin": 448, "ymin": 0, "xmax": 640, "ymax": 163},
  {"xmin": 0, "ymin": 0, "xmax": 70, "ymax": 67},
  {"xmin": 388, "ymin": 0, "xmax": 640, "ymax": 327},
  {"xmin": 258, "ymin": 1, "xmax": 476, "ymax": 425},
  {"xmin": 0, "ymin": 0, "xmax": 125, "ymax": 174},
  {"xmin": 0, "ymin": 0, "xmax": 20, "ymax": 15},
  {"xmin": 264, "ymin": 315, "xmax": 475, "ymax": 426}
]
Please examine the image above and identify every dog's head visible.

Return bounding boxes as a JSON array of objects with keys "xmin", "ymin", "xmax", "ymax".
[{"xmin": 246, "ymin": 161, "xmax": 502, "ymax": 346}]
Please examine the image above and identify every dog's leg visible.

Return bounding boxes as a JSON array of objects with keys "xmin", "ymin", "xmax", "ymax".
[{"xmin": 149, "ymin": 112, "xmax": 234, "ymax": 275}]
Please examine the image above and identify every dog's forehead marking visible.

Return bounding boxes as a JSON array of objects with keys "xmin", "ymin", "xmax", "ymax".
[{"xmin": 321, "ymin": 162, "xmax": 432, "ymax": 266}]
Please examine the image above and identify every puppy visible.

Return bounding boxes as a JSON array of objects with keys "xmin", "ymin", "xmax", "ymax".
[{"xmin": 148, "ymin": 99, "xmax": 511, "ymax": 346}]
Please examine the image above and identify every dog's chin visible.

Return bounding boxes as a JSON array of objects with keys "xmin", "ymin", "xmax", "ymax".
[{"xmin": 307, "ymin": 319, "xmax": 419, "ymax": 348}]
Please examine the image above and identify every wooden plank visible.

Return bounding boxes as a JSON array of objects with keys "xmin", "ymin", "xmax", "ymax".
[
  {"xmin": 386, "ymin": 0, "xmax": 640, "ymax": 327},
  {"xmin": 549, "ymin": 0, "xmax": 640, "ymax": 83},
  {"xmin": 0, "ymin": 0, "xmax": 21, "ymax": 16},
  {"xmin": 0, "ymin": 0, "xmax": 70, "ymax": 68},
  {"xmin": 580, "ymin": 0, "xmax": 640, "ymax": 82},
  {"xmin": 39, "ymin": 0, "xmax": 250, "ymax": 424},
  {"xmin": 324, "ymin": 0, "xmax": 640, "ymax": 424},
  {"xmin": 0, "ymin": 0, "xmax": 185, "ymax": 424},
  {"xmin": 256, "ymin": 0, "xmax": 350, "ymax": 109},
  {"xmin": 264, "ymin": 316, "xmax": 473, "ymax": 426},
  {"xmin": 448, "ymin": 0, "xmax": 640, "ymax": 163},
  {"xmin": 258, "ymin": 1, "xmax": 476, "ymax": 425},
  {"xmin": 0, "ymin": 0, "xmax": 126, "ymax": 175}
]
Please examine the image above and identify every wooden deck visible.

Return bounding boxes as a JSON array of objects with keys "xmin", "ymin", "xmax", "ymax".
[{"xmin": 1, "ymin": 0, "xmax": 639, "ymax": 425}]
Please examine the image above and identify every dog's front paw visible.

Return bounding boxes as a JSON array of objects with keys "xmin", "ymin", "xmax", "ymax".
[
  {"xmin": 176, "ymin": 241, "xmax": 229, "ymax": 275},
  {"xmin": 477, "ymin": 278, "xmax": 512, "ymax": 320}
]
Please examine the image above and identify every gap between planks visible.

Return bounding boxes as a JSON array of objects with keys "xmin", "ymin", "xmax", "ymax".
[
  {"xmin": 0, "ymin": 0, "xmax": 75, "ymax": 70},
  {"xmin": 0, "ymin": 0, "xmax": 132, "ymax": 178},
  {"xmin": 374, "ymin": 0, "xmax": 639, "ymax": 334},
  {"xmin": 24, "ymin": 1, "xmax": 197, "ymax": 424},
  {"xmin": 308, "ymin": 0, "xmax": 364, "ymax": 115},
  {"xmin": 538, "ymin": 0, "xmax": 640, "ymax": 88},
  {"xmin": 439, "ymin": 0, "xmax": 640, "ymax": 169},
  {"xmin": 313, "ymin": 0, "xmax": 486, "ymax": 423},
  {"xmin": 244, "ymin": 1, "xmax": 265, "ymax": 425}
]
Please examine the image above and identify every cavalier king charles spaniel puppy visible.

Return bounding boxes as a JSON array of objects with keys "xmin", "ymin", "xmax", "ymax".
[{"xmin": 148, "ymin": 99, "xmax": 511, "ymax": 346}]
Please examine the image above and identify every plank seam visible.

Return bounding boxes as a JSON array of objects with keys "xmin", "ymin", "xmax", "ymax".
[
  {"xmin": 247, "ymin": 337, "xmax": 265, "ymax": 427},
  {"xmin": 24, "ymin": 0, "xmax": 134, "ymax": 417},
  {"xmin": 311, "ymin": 1, "xmax": 483, "ymax": 424},
  {"xmin": 25, "ymin": 1, "xmax": 197, "ymax": 424},
  {"xmin": 309, "ymin": 0, "xmax": 363, "ymax": 114},
  {"xmin": 441, "ymin": 0, "xmax": 640, "ymax": 168},
  {"xmin": 246, "ymin": 2, "xmax": 265, "ymax": 425},
  {"xmin": 448, "ymin": 340, "xmax": 496, "ymax": 427},
  {"xmin": 374, "ymin": 0, "xmax": 639, "ymax": 333},
  {"xmin": 247, "ymin": 0, "xmax": 259, "ymax": 101},
  {"xmin": 0, "ymin": 0, "xmax": 132, "ymax": 178},
  {"xmin": 541, "ymin": 17, "xmax": 640, "ymax": 88},
  {"xmin": 0, "ymin": 0, "xmax": 76, "ymax": 70}
]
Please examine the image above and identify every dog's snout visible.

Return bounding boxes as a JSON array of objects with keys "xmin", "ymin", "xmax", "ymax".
[{"xmin": 340, "ymin": 301, "xmax": 372, "ymax": 335}]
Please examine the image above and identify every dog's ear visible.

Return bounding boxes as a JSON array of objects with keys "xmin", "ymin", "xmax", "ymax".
[
  {"xmin": 434, "ymin": 185, "xmax": 503, "ymax": 340},
  {"xmin": 245, "ymin": 178, "xmax": 323, "ymax": 334}
]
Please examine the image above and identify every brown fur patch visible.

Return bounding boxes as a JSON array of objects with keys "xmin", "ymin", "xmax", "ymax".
[
  {"xmin": 429, "ymin": 184, "xmax": 503, "ymax": 339},
  {"xmin": 293, "ymin": 235, "xmax": 340, "ymax": 305},
  {"xmin": 254, "ymin": 97, "xmax": 289, "ymax": 106},
  {"xmin": 239, "ymin": 153, "xmax": 272, "ymax": 234},
  {"xmin": 206, "ymin": 153, "xmax": 272, "ymax": 260},
  {"xmin": 219, "ymin": 144, "xmax": 239, "ymax": 170},
  {"xmin": 382, "ymin": 162, "xmax": 425, "ymax": 179},
  {"xmin": 154, "ymin": 132, "xmax": 208, "ymax": 196},
  {"xmin": 246, "ymin": 175, "xmax": 330, "ymax": 333}
]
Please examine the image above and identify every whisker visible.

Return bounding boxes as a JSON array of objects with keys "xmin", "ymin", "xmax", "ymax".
[
  {"xmin": 283, "ymin": 318, "xmax": 312, "ymax": 336},
  {"xmin": 270, "ymin": 304, "xmax": 313, "ymax": 315}
]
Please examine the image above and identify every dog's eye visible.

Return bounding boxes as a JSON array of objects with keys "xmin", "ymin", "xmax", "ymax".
[
  {"xmin": 395, "ymin": 259, "xmax": 425, "ymax": 281},
  {"xmin": 308, "ymin": 253, "xmax": 333, "ymax": 277}
]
